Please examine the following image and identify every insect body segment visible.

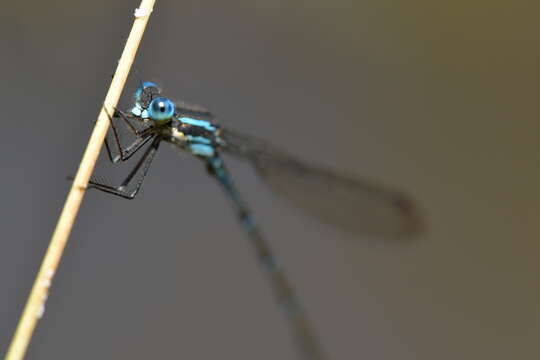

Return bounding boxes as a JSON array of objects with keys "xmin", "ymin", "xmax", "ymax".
[{"xmin": 171, "ymin": 117, "xmax": 221, "ymax": 158}]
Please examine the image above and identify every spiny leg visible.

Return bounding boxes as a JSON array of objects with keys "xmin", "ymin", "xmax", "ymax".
[
  {"xmin": 104, "ymin": 107, "xmax": 133, "ymax": 161},
  {"xmin": 103, "ymin": 107, "xmax": 153, "ymax": 163},
  {"xmin": 104, "ymin": 128, "xmax": 154, "ymax": 163},
  {"xmin": 206, "ymin": 156, "xmax": 326, "ymax": 360},
  {"xmin": 89, "ymin": 137, "xmax": 161, "ymax": 199}
]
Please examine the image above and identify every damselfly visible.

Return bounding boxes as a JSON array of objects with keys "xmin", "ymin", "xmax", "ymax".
[{"xmin": 87, "ymin": 82, "xmax": 422, "ymax": 360}]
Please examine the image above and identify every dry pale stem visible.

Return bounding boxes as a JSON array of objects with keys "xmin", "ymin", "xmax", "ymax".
[{"xmin": 5, "ymin": 1, "xmax": 157, "ymax": 359}]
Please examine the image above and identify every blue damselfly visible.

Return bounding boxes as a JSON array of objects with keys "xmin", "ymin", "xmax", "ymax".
[{"xmin": 87, "ymin": 81, "xmax": 422, "ymax": 360}]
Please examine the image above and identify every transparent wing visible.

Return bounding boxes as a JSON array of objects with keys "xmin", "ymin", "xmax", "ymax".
[
  {"xmin": 174, "ymin": 100, "xmax": 215, "ymax": 120},
  {"xmin": 220, "ymin": 128, "xmax": 422, "ymax": 239}
]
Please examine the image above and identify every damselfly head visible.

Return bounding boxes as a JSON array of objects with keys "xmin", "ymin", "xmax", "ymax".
[{"xmin": 148, "ymin": 97, "xmax": 175, "ymax": 123}]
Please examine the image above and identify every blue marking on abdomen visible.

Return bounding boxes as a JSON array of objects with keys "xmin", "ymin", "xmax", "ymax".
[
  {"xmin": 186, "ymin": 135, "xmax": 211, "ymax": 145},
  {"xmin": 190, "ymin": 144, "xmax": 215, "ymax": 157}
]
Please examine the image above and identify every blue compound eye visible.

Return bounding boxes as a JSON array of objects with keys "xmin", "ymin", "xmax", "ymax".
[{"xmin": 148, "ymin": 97, "xmax": 175, "ymax": 122}]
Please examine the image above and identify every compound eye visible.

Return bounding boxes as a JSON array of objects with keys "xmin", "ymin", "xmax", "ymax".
[
  {"xmin": 134, "ymin": 81, "xmax": 161, "ymax": 108},
  {"xmin": 148, "ymin": 97, "xmax": 175, "ymax": 122}
]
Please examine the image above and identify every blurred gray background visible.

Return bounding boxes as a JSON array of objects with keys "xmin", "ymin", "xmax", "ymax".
[{"xmin": 1, "ymin": 1, "xmax": 539, "ymax": 359}]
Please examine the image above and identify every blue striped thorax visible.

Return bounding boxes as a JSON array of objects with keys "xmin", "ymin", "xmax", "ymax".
[{"xmin": 172, "ymin": 116, "xmax": 221, "ymax": 158}]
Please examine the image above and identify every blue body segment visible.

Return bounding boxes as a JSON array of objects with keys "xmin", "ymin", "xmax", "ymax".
[
  {"xmin": 179, "ymin": 117, "xmax": 216, "ymax": 131},
  {"xmin": 189, "ymin": 143, "xmax": 215, "ymax": 157},
  {"xmin": 186, "ymin": 135, "xmax": 212, "ymax": 145}
]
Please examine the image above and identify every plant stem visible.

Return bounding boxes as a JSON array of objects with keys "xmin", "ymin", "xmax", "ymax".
[{"xmin": 5, "ymin": 1, "xmax": 156, "ymax": 359}]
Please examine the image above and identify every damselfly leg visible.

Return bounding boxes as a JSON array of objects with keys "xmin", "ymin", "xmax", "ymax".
[
  {"xmin": 88, "ymin": 136, "xmax": 160, "ymax": 199},
  {"xmin": 88, "ymin": 107, "xmax": 159, "ymax": 199},
  {"xmin": 103, "ymin": 108, "xmax": 154, "ymax": 163}
]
